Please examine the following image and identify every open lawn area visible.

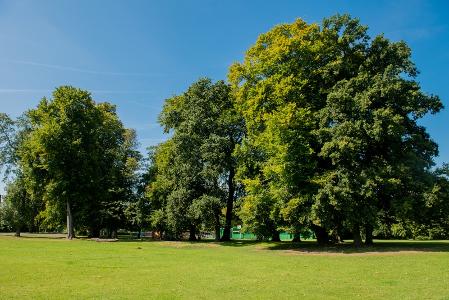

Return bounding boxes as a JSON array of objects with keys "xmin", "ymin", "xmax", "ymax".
[{"xmin": 1, "ymin": 235, "xmax": 449, "ymax": 299}]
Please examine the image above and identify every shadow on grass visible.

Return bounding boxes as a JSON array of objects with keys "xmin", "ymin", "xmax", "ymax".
[
  {"xmin": 116, "ymin": 238, "xmax": 449, "ymax": 253},
  {"xmin": 114, "ymin": 238, "xmax": 260, "ymax": 248},
  {"xmin": 262, "ymin": 240, "xmax": 449, "ymax": 254},
  {"xmin": 0, "ymin": 233, "xmax": 67, "ymax": 239},
  {"xmin": 4, "ymin": 233, "xmax": 448, "ymax": 254},
  {"xmin": 111, "ymin": 236, "xmax": 449, "ymax": 252},
  {"xmin": 212, "ymin": 240, "xmax": 260, "ymax": 247}
]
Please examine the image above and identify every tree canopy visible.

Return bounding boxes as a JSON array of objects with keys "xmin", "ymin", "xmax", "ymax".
[
  {"xmin": 147, "ymin": 78, "xmax": 243, "ymax": 240},
  {"xmin": 229, "ymin": 14, "xmax": 444, "ymax": 245},
  {"xmin": 1, "ymin": 86, "xmax": 141, "ymax": 238},
  {"xmin": 0, "ymin": 15, "xmax": 447, "ymax": 246}
]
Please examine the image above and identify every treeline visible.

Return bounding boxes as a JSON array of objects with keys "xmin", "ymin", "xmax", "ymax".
[{"xmin": 1, "ymin": 15, "xmax": 448, "ymax": 245}]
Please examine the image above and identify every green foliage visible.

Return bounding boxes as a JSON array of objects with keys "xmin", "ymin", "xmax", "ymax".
[
  {"xmin": 147, "ymin": 78, "xmax": 242, "ymax": 239},
  {"xmin": 316, "ymin": 57, "xmax": 442, "ymax": 235},
  {"xmin": 0, "ymin": 177, "xmax": 34, "ymax": 233},
  {"xmin": 0, "ymin": 14, "xmax": 446, "ymax": 245},
  {"xmin": 17, "ymin": 86, "xmax": 140, "ymax": 237},
  {"xmin": 230, "ymin": 14, "xmax": 444, "ymax": 244},
  {"xmin": 0, "ymin": 113, "xmax": 17, "ymax": 178},
  {"xmin": 0, "ymin": 113, "xmax": 31, "ymax": 180},
  {"xmin": 148, "ymin": 209, "xmax": 165, "ymax": 235},
  {"xmin": 189, "ymin": 195, "xmax": 222, "ymax": 232}
]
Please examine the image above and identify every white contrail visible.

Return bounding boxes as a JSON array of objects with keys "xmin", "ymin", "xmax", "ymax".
[
  {"xmin": 1, "ymin": 59, "xmax": 163, "ymax": 77},
  {"xmin": 91, "ymin": 90, "xmax": 155, "ymax": 94},
  {"xmin": 0, "ymin": 89, "xmax": 51, "ymax": 93},
  {"xmin": 0, "ymin": 89, "xmax": 154, "ymax": 95}
]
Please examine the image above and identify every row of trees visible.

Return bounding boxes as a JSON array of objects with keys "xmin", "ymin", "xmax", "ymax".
[
  {"xmin": 1, "ymin": 15, "xmax": 448, "ymax": 245},
  {"xmin": 144, "ymin": 15, "xmax": 448, "ymax": 245}
]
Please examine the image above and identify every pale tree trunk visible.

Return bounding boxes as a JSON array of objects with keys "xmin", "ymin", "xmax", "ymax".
[{"xmin": 66, "ymin": 201, "xmax": 75, "ymax": 240}]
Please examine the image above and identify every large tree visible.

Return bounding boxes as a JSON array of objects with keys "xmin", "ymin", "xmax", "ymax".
[
  {"xmin": 20, "ymin": 86, "xmax": 134, "ymax": 239},
  {"xmin": 316, "ymin": 51, "xmax": 442, "ymax": 245},
  {"xmin": 229, "ymin": 14, "xmax": 443, "ymax": 245},
  {"xmin": 149, "ymin": 78, "xmax": 243, "ymax": 240}
]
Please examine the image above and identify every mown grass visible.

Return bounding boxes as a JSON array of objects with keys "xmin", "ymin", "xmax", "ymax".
[{"xmin": 0, "ymin": 235, "xmax": 449, "ymax": 299}]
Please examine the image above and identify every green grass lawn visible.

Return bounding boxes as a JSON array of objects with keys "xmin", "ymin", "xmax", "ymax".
[{"xmin": 1, "ymin": 235, "xmax": 449, "ymax": 299}]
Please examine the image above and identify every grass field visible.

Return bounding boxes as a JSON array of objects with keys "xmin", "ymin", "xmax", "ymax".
[{"xmin": 1, "ymin": 235, "xmax": 449, "ymax": 299}]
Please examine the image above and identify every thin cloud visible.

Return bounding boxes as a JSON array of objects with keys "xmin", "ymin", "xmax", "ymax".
[
  {"xmin": 0, "ymin": 89, "xmax": 154, "ymax": 95},
  {"xmin": 1, "ymin": 59, "xmax": 163, "ymax": 77},
  {"xmin": 90, "ymin": 90, "xmax": 155, "ymax": 95},
  {"xmin": 0, "ymin": 89, "xmax": 52, "ymax": 93}
]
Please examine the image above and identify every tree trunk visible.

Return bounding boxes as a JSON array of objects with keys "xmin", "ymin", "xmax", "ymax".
[
  {"xmin": 365, "ymin": 224, "xmax": 374, "ymax": 246},
  {"xmin": 353, "ymin": 225, "xmax": 362, "ymax": 247},
  {"xmin": 189, "ymin": 225, "xmax": 197, "ymax": 241},
  {"xmin": 312, "ymin": 224, "xmax": 329, "ymax": 246},
  {"xmin": 14, "ymin": 227, "xmax": 21, "ymax": 237},
  {"xmin": 66, "ymin": 201, "xmax": 75, "ymax": 240},
  {"xmin": 30, "ymin": 222, "xmax": 38, "ymax": 233},
  {"xmin": 271, "ymin": 230, "xmax": 281, "ymax": 242},
  {"xmin": 221, "ymin": 166, "xmax": 235, "ymax": 242},
  {"xmin": 89, "ymin": 226, "xmax": 100, "ymax": 238},
  {"xmin": 330, "ymin": 229, "xmax": 343, "ymax": 244},
  {"xmin": 292, "ymin": 232, "xmax": 301, "ymax": 242}
]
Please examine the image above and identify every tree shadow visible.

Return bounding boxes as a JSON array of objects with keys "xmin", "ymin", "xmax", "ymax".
[
  {"xmin": 212, "ymin": 240, "xmax": 260, "ymax": 247},
  {"xmin": 0, "ymin": 233, "xmax": 68, "ymax": 239},
  {"xmin": 5, "ymin": 233, "xmax": 448, "ymax": 254},
  {"xmin": 112, "ymin": 238, "xmax": 449, "ymax": 253},
  {"xmin": 263, "ymin": 240, "xmax": 449, "ymax": 254},
  {"xmin": 114, "ymin": 238, "xmax": 261, "ymax": 248}
]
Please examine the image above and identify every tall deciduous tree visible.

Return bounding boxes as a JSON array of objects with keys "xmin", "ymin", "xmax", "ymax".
[
  {"xmin": 316, "ymin": 53, "xmax": 442, "ymax": 245},
  {"xmin": 229, "ymin": 14, "xmax": 443, "ymax": 245},
  {"xmin": 20, "ymin": 86, "xmax": 132, "ymax": 239},
  {"xmin": 150, "ymin": 78, "xmax": 243, "ymax": 240}
]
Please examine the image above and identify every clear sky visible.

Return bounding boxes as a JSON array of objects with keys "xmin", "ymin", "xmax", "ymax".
[{"xmin": 0, "ymin": 0, "xmax": 448, "ymax": 192}]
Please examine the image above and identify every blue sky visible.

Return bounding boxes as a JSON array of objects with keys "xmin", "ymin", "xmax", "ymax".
[{"xmin": 0, "ymin": 0, "xmax": 448, "ymax": 191}]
